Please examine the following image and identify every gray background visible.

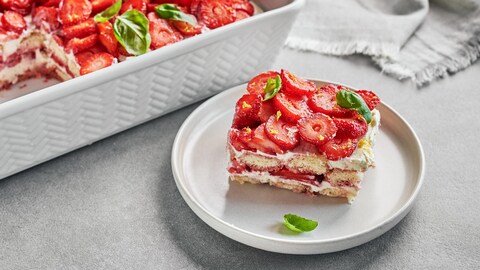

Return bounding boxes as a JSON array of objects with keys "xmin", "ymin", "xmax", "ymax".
[{"xmin": 1, "ymin": 48, "xmax": 480, "ymax": 269}]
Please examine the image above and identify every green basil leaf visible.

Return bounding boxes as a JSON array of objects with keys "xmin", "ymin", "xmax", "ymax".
[
  {"xmin": 283, "ymin": 214, "xmax": 318, "ymax": 233},
  {"xmin": 336, "ymin": 89, "xmax": 372, "ymax": 123},
  {"xmin": 155, "ymin": 4, "xmax": 197, "ymax": 26},
  {"xmin": 113, "ymin": 10, "xmax": 151, "ymax": 56},
  {"xmin": 263, "ymin": 75, "xmax": 282, "ymax": 101},
  {"xmin": 94, "ymin": 0, "xmax": 122, "ymax": 23}
]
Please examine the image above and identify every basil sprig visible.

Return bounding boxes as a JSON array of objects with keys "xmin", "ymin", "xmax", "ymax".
[
  {"xmin": 283, "ymin": 214, "xmax": 318, "ymax": 233},
  {"xmin": 336, "ymin": 89, "xmax": 372, "ymax": 124},
  {"xmin": 113, "ymin": 9, "xmax": 151, "ymax": 56},
  {"xmin": 155, "ymin": 4, "xmax": 197, "ymax": 26},
  {"xmin": 94, "ymin": 0, "xmax": 122, "ymax": 23},
  {"xmin": 263, "ymin": 75, "xmax": 282, "ymax": 101}
]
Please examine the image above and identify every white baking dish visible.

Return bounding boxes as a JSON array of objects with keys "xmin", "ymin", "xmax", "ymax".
[{"xmin": 0, "ymin": 0, "xmax": 304, "ymax": 179}]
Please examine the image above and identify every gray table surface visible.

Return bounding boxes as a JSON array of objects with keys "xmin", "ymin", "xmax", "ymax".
[{"xmin": 1, "ymin": 47, "xmax": 480, "ymax": 269}]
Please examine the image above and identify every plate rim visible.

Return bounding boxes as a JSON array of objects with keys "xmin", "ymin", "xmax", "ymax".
[{"xmin": 171, "ymin": 79, "xmax": 425, "ymax": 254}]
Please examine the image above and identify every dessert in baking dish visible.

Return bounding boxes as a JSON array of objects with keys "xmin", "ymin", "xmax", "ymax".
[
  {"xmin": 0, "ymin": 0, "xmax": 254, "ymax": 90},
  {"xmin": 227, "ymin": 70, "xmax": 381, "ymax": 202}
]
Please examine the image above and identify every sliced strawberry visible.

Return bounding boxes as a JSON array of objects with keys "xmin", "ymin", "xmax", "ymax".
[
  {"xmin": 246, "ymin": 70, "xmax": 279, "ymax": 95},
  {"xmin": 32, "ymin": 6, "xmax": 59, "ymax": 32},
  {"xmin": 36, "ymin": 0, "xmax": 61, "ymax": 7},
  {"xmin": 98, "ymin": 21, "xmax": 118, "ymax": 56},
  {"xmin": 197, "ymin": 0, "xmax": 236, "ymax": 29},
  {"xmin": 75, "ymin": 51, "xmax": 94, "ymax": 67},
  {"xmin": 62, "ymin": 18, "xmax": 97, "ymax": 39},
  {"xmin": 257, "ymin": 99, "xmax": 276, "ymax": 122},
  {"xmin": 0, "ymin": 0, "xmax": 33, "ymax": 15},
  {"xmin": 333, "ymin": 115, "xmax": 368, "ymax": 139},
  {"xmin": 148, "ymin": 12, "xmax": 184, "ymax": 49},
  {"xmin": 65, "ymin": 34, "xmax": 98, "ymax": 54},
  {"xmin": 232, "ymin": 93, "xmax": 261, "ymax": 129},
  {"xmin": 79, "ymin": 52, "xmax": 115, "ymax": 75},
  {"xmin": 60, "ymin": 0, "xmax": 92, "ymax": 26},
  {"xmin": 297, "ymin": 113, "xmax": 337, "ymax": 145},
  {"xmin": 0, "ymin": 26, "xmax": 19, "ymax": 42},
  {"xmin": 1, "ymin": 11, "xmax": 25, "ymax": 33},
  {"xmin": 265, "ymin": 114, "xmax": 299, "ymax": 150},
  {"xmin": 190, "ymin": 0, "xmax": 201, "ymax": 15},
  {"xmin": 356, "ymin": 90, "xmax": 381, "ymax": 110},
  {"xmin": 249, "ymin": 123, "xmax": 284, "ymax": 155},
  {"xmin": 228, "ymin": 127, "xmax": 254, "ymax": 151},
  {"xmin": 271, "ymin": 169, "xmax": 316, "ymax": 182},
  {"xmin": 281, "ymin": 69, "xmax": 316, "ymax": 97},
  {"xmin": 232, "ymin": 0, "xmax": 253, "ymax": 15},
  {"xmin": 308, "ymin": 84, "xmax": 355, "ymax": 118},
  {"xmin": 273, "ymin": 92, "xmax": 312, "ymax": 123},
  {"xmin": 91, "ymin": 0, "xmax": 116, "ymax": 14},
  {"xmin": 121, "ymin": 0, "xmax": 148, "ymax": 14},
  {"xmin": 171, "ymin": 20, "xmax": 203, "ymax": 36},
  {"xmin": 235, "ymin": 10, "xmax": 250, "ymax": 21},
  {"xmin": 318, "ymin": 135, "xmax": 359, "ymax": 161}
]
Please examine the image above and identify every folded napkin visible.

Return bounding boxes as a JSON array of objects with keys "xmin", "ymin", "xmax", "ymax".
[{"xmin": 285, "ymin": 0, "xmax": 480, "ymax": 86}]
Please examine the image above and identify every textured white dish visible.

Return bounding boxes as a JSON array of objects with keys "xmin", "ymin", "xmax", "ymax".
[{"xmin": 171, "ymin": 80, "xmax": 425, "ymax": 254}]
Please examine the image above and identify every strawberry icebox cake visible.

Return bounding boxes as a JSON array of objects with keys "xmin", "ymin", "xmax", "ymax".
[
  {"xmin": 227, "ymin": 70, "xmax": 381, "ymax": 202},
  {"xmin": 0, "ymin": 0, "xmax": 255, "ymax": 90}
]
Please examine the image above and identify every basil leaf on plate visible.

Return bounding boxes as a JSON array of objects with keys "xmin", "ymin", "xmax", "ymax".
[
  {"xmin": 94, "ymin": 0, "xmax": 122, "ymax": 23},
  {"xmin": 263, "ymin": 75, "xmax": 282, "ymax": 101},
  {"xmin": 155, "ymin": 4, "xmax": 197, "ymax": 26},
  {"xmin": 283, "ymin": 214, "xmax": 318, "ymax": 233},
  {"xmin": 336, "ymin": 89, "xmax": 372, "ymax": 124},
  {"xmin": 113, "ymin": 9, "xmax": 151, "ymax": 56}
]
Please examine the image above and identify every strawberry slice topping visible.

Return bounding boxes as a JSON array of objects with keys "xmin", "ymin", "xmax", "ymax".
[
  {"xmin": 32, "ymin": 6, "xmax": 59, "ymax": 32},
  {"xmin": 333, "ymin": 114, "xmax": 368, "ymax": 139},
  {"xmin": 308, "ymin": 84, "xmax": 355, "ymax": 118},
  {"xmin": 265, "ymin": 114, "xmax": 299, "ymax": 150},
  {"xmin": 36, "ymin": 0, "xmax": 60, "ymax": 8},
  {"xmin": 318, "ymin": 135, "xmax": 359, "ymax": 161},
  {"xmin": 121, "ymin": 0, "xmax": 148, "ymax": 14},
  {"xmin": 0, "ymin": 0, "xmax": 33, "ymax": 15},
  {"xmin": 356, "ymin": 90, "xmax": 381, "ymax": 110},
  {"xmin": 148, "ymin": 12, "xmax": 184, "ymax": 49},
  {"xmin": 281, "ymin": 69, "xmax": 316, "ymax": 97},
  {"xmin": 297, "ymin": 113, "xmax": 337, "ymax": 145},
  {"xmin": 196, "ymin": 0, "xmax": 236, "ymax": 29},
  {"xmin": 228, "ymin": 127, "xmax": 254, "ymax": 151},
  {"xmin": 79, "ymin": 52, "xmax": 115, "ymax": 75},
  {"xmin": 232, "ymin": 0, "xmax": 254, "ymax": 15},
  {"xmin": 257, "ymin": 99, "xmax": 276, "ymax": 122},
  {"xmin": 232, "ymin": 93, "xmax": 261, "ymax": 129},
  {"xmin": 59, "ymin": 0, "xmax": 92, "ymax": 26},
  {"xmin": 62, "ymin": 18, "xmax": 97, "ymax": 39},
  {"xmin": 273, "ymin": 92, "xmax": 312, "ymax": 123},
  {"xmin": 98, "ymin": 21, "xmax": 118, "ymax": 56},
  {"xmin": 91, "ymin": 0, "xmax": 116, "ymax": 14},
  {"xmin": 249, "ymin": 123, "xmax": 284, "ymax": 155},
  {"xmin": 171, "ymin": 20, "xmax": 203, "ymax": 36},
  {"xmin": 1, "ymin": 11, "xmax": 26, "ymax": 33},
  {"xmin": 65, "ymin": 34, "xmax": 98, "ymax": 54},
  {"xmin": 246, "ymin": 70, "xmax": 279, "ymax": 95}
]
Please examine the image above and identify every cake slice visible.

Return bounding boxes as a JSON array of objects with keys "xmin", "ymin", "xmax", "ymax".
[{"xmin": 227, "ymin": 70, "xmax": 381, "ymax": 202}]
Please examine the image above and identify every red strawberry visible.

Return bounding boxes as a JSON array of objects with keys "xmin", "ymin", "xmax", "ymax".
[
  {"xmin": 318, "ymin": 135, "xmax": 359, "ymax": 161},
  {"xmin": 246, "ymin": 70, "xmax": 279, "ymax": 96},
  {"xmin": 257, "ymin": 99, "xmax": 276, "ymax": 122},
  {"xmin": 356, "ymin": 90, "xmax": 381, "ymax": 110},
  {"xmin": 121, "ymin": 0, "xmax": 148, "ymax": 14},
  {"xmin": 65, "ymin": 34, "xmax": 98, "ymax": 54},
  {"xmin": 59, "ymin": 0, "xmax": 92, "ymax": 26},
  {"xmin": 62, "ymin": 18, "xmax": 97, "ymax": 39},
  {"xmin": 37, "ymin": 0, "xmax": 61, "ymax": 7},
  {"xmin": 0, "ymin": 0, "xmax": 33, "ymax": 15},
  {"xmin": 333, "ymin": 114, "xmax": 368, "ymax": 139},
  {"xmin": 232, "ymin": 93, "xmax": 261, "ymax": 129},
  {"xmin": 98, "ymin": 21, "xmax": 118, "ymax": 56},
  {"xmin": 148, "ymin": 12, "xmax": 184, "ymax": 49},
  {"xmin": 190, "ymin": 0, "xmax": 201, "ymax": 15},
  {"xmin": 297, "ymin": 113, "xmax": 337, "ymax": 145},
  {"xmin": 79, "ymin": 52, "xmax": 115, "ymax": 75},
  {"xmin": 232, "ymin": 0, "xmax": 253, "ymax": 15},
  {"xmin": 1, "ymin": 11, "xmax": 26, "ymax": 33},
  {"xmin": 281, "ymin": 69, "xmax": 316, "ymax": 97},
  {"xmin": 273, "ymin": 92, "xmax": 312, "ymax": 123},
  {"xmin": 265, "ymin": 114, "xmax": 299, "ymax": 150},
  {"xmin": 308, "ymin": 84, "xmax": 355, "ymax": 118},
  {"xmin": 249, "ymin": 123, "xmax": 284, "ymax": 155},
  {"xmin": 171, "ymin": 20, "xmax": 203, "ymax": 36},
  {"xmin": 228, "ymin": 127, "xmax": 254, "ymax": 151},
  {"xmin": 32, "ymin": 6, "xmax": 59, "ymax": 32},
  {"xmin": 91, "ymin": 0, "xmax": 116, "ymax": 14},
  {"xmin": 196, "ymin": 0, "xmax": 236, "ymax": 29}
]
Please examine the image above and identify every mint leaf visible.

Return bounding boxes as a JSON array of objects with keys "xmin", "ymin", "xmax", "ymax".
[
  {"xmin": 155, "ymin": 4, "xmax": 197, "ymax": 26},
  {"xmin": 263, "ymin": 75, "xmax": 282, "ymax": 101},
  {"xmin": 283, "ymin": 214, "xmax": 318, "ymax": 232},
  {"xmin": 336, "ymin": 89, "xmax": 372, "ymax": 123},
  {"xmin": 94, "ymin": 0, "xmax": 122, "ymax": 23},
  {"xmin": 113, "ymin": 10, "xmax": 151, "ymax": 56}
]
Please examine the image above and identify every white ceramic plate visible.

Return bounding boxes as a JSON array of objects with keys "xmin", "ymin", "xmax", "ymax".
[{"xmin": 171, "ymin": 81, "xmax": 424, "ymax": 254}]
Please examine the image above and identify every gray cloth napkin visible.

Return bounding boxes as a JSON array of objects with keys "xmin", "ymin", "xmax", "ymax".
[{"xmin": 285, "ymin": 0, "xmax": 480, "ymax": 86}]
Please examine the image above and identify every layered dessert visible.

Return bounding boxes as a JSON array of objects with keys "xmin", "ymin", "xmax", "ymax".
[
  {"xmin": 0, "ymin": 0, "xmax": 255, "ymax": 90},
  {"xmin": 227, "ymin": 70, "xmax": 381, "ymax": 202}
]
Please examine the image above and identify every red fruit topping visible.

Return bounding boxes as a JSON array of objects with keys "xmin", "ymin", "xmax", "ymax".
[
  {"xmin": 121, "ymin": 0, "xmax": 148, "ymax": 14},
  {"xmin": 318, "ymin": 135, "xmax": 359, "ymax": 161},
  {"xmin": 281, "ymin": 69, "xmax": 316, "ymax": 97},
  {"xmin": 197, "ymin": 0, "xmax": 236, "ymax": 29},
  {"xmin": 171, "ymin": 20, "xmax": 203, "ymax": 36},
  {"xmin": 308, "ymin": 84, "xmax": 355, "ymax": 117},
  {"xmin": 91, "ymin": 0, "xmax": 116, "ymax": 14},
  {"xmin": 246, "ymin": 70, "xmax": 279, "ymax": 95},
  {"xmin": 98, "ymin": 21, "xmax": 118, "ymax": 56},
  {"xmin": 271, "ymin": 169, "xmax": 316, "ymax": 182},
  {"xmin": 249, "ymin": 123, "xmax": 284, "ymax": 154},
  {"xmin": 265, "ymin": 114, "xmax": 300, "ymax": 150},
  {"xmin": 235, "ymin": 10, "xmax": 250, "ymax": 21},
  {"xmin": 333, "ymin": 115, "xmax": 368, "ymax": 139},
  {"xmin": 257, "ymin": 99, "xmax": 276, "ymax": 122},
  {"xmin": 79, "ymin": 52, "xmax": 115, "ymax": 75},
  {"xmin": 37, "ymin": 0, "xmax": 61, "ymax": 7},
  {"xmin": 148, "ymin": 12, "xmax": 184, "ymax": 49},
  {"xmin": 190, "ymin": 0, "xmax": 201, "ymax": 14},
  {"xmin": 174, "ymin": 0, "xmax": 193, "ymax": 7},
  {"xmin": 232, "ymin": 93, "xmax": 261, "ymax": 129},
  {"xmin": 232, "ymin": 0, "xmax": 254, "ymax": 15},
  {"xmin": 0, "ymin": 0, "xmax": 33, "ymax": 15},
  {"xmin": 356, "ymin": 90, "xmax": 381, "ymax": 110},
  {"xmin": 1, "ymin": 11, "xmax": 26, "ymax": 33},
  {"xmin": 228, "ymin": 127, "xmax": 254, "ymax": 151},
  {"xmin": 297, "ymin": 113, "xmax": 337, "ymax": 145},
  {"xmin": 273, "ymin": 92, "xmax": 312, "ymax": 123},
  {"xmin": 65, "ymin": 34, "xmax": 98, "ymax": 54},
  {"xmin": 32, "ymin": 6, "xmax": 59, "ymax": 32},
  {"xmin": 60, "ymin": 0, "xmax": 92, "ymax": 26},
  {"xmin": 62, "ymin": 18, "xmax": 97, "ymax": 39},
  {"xmin": 75, "ymin": 51, "xmax": 94, "ymax": 67}
]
